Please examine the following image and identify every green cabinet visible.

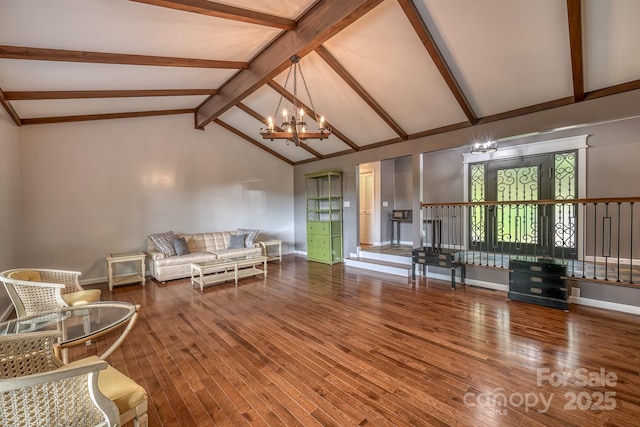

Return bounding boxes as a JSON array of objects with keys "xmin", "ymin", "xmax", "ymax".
[{"xmin": 306, "ymin": 171, "xmax": 343, "ymax": 264}]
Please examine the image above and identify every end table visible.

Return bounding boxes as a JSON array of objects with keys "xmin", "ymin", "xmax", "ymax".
[
  {"xmin": 257, "ymin": 240, "xmax": 282, "ymax": 262},
  {"xmin": 106, "ymin": 251, "xmax": 146, "ymax": 291}
]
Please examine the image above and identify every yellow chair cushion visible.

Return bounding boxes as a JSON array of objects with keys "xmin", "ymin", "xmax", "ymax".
[
  {"xmin": 8, "ymin": 270, "xmax": 42, "ymax": 282},
  {"xmin": 66, "ymin": 356, "xmax": 147, "ymax": 414},
  {"xmin": 62, "ymin": 289, "xmax": 101, "ymax": 306}
]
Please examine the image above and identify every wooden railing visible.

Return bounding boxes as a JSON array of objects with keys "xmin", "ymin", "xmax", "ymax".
[{"xmin": 419, "ymin": 197, "xmax": 640, "ymax": 285}]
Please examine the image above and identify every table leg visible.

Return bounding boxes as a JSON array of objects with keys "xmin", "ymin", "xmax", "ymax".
[
  {"xmin": 277, "ymin": 242, "xmax": 282, "ymax": 262},
  {"xmin": 263, "ymin": 259, "xmax": 268, "ymax": 277},
  {"xmin": 140, "ymin": 258, "xmax": 146, "ymax": 286},
  {"xmin": 107, "ymin": 260, "xmax": 113, "ymax": 291},
  {"xmin": 450, "ymin": 267, "xmax": 456, "ymax": 290},
  {"xmin": 411, "ymin": 262, "xmax": 416, "ymax": 281}
]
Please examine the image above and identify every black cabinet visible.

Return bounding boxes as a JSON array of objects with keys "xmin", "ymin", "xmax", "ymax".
[
  {"xmin": 508, "ymin": 256, "xmax": 569, "ymax": 310},
  {"xmin": 412, "ymin": 248, "xmax": 464, "ymax": 289}
]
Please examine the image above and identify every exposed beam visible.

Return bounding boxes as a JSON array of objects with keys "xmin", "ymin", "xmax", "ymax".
[
  {"xmin": 214, "ymin": 119, "xmax": 294, "ymax": 165},
  {"xmin": 267, "ymin": 80, "xmax": 360, "ymax": 151},
  {"xmin": 129, "ymin": 0, "xmax": 296, "ymax": 31},
  {"xmin": 4, "ymin": 89, "xmax": 218, "ymax": 100},
  {"xmin": 315, "ymin": 45, "xmax": 408, "ymax": 140},
  {"xmin": 20, "ymin": 108, "xmax": 193, "ymax": 125},
  {"xmin": 195, "ymin": 0, "xmax": 385, "ymax": 129},
  {"xmin": 476, "ymin": 97, "xmax": 574, "ymax": 125},
  {"xmin": 236, "ymin": 103, "xmax": 323, "ymax": 159},
  {"xmin": 0, "ymin": 45, "xmax": 248, "ymax": 69},
  {"xmin": 567, "ymin": 0, "xmax": 585, "ymax": 102},
  {"xmin": 585, "ymin": 79, "xmax": 640, "ymax": 100},
  {"xmin": 0, "ymin": 87, "xmax": 21, "ymax": 126},
  {"xmin": 397, "ymin": 0, "xmax": 477, "ymax": 124}
]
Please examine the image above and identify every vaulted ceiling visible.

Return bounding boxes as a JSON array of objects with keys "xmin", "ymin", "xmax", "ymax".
[{"xmin": 2, "ymin": 0, "xmax": 640, "ymax": 165}]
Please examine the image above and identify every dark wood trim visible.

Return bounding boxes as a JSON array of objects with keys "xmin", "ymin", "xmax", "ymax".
[
  {"xmin": 213, "ymin": 119, "xmax": 294, "ymax": 165},
  {"xmin": 267, "ymin": 80, "xmax": 360, "ymax": 151},
  {"xmin": 566, "ymin": 0, "xmax": 585, "ymax": 102},
  {"xmin": 397, "ymin": 0, "xmax": 477, "ymax": 124},
  {"xmin": 129, "ymin": 0, "xmax": 296, "ymax": 30},
  {"xmin": 4, "ymin": 89, "xmax": 218, "ymax": 100},
  {"xmin": 315, "ymin": 45, "xmax": 408, "ymax": 140},
  {"xmin": 0, "ymin": 87, "xmax": 21, "ymax": 126},
  {"xmin": 476, "ymin": 96, "xmax": 574, "ymax": 125},
  {"xmin": 0, "ymin": 45, "xmax": 248, "ymax": 69},
  {"xmin": 585, "ymin": 79, "xmax": 640, "ymax": 100},
  {"xmin": 236, "ymin": 103, "xmax": 323, "ymax": 159},
  {"xmin": 195, "ymin": 0, "xmax": 385, "ymax": 128},
  {"xmin": 20, "ymin": 109, "xmax": 194, "ymax": 125}
]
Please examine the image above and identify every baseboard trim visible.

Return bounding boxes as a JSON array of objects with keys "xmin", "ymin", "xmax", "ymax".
[{"xmin": 568, "ymin": 295, "xmax": 640, "ymax": 315}]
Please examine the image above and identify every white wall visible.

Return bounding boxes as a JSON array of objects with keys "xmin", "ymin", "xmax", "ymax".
[
  {"xmin": 0, "ymin": 108, "xmax": 21, "ymax": 316},
  {"xmin": 17, "ymin": 114, "xmax": 294, "ymax": 281}
]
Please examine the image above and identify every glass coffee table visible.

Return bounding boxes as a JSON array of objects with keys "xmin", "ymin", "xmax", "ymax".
[
  {"xmin": 0, "ymin": 301, "xmax": 139, "ymax": 362},
  {"xmin": 190, "ymin": 255, "xmax": 268, "ymax": 291}
]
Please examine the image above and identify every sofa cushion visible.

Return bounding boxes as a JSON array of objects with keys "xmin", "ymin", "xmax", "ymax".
[
  {"xmin": 8, "ymin": 270, "xmax": 42, "ymax": 282},
  {"xmin": 209, "ymin": 246, "xmax": 262, "ymax": 259},
  {"xmin": 172, "ymin": 236, "xmax": 190, "ymax": 256},
  {"xmin": 153, "ymin": 251, "xmax": 218, "ymax": 267},
  {"xmin": 228, "ymin": 233, "xmax": 246, "ymax": 249},
  {"xmin": 182, "ymin": 232, "xmax": 231, "ymax": 252},
  {"xmin": 237, "ymin": 229, "xmax": 260, "ymax": 248},
  {"xmin": 149, "ymin": 231, "xmax": 177, "ymax": 256}
]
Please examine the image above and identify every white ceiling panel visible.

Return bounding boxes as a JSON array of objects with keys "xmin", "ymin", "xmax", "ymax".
[
  {"xmin": 218, "ymin": 106, "xmax": 315, "ymax": 162},
  {"xmin": 420, "ymin": 0, "xmax": 573, "ymax": 117},
  {"xmin": 324, "ymin": 0, "xmax": 468, "ymax": 134},
  {"xmin": 13, "ymin": 96, "xmax": 205, "ymax": 118},
  {"xmin": 583, "ymin": 0, "xmax": 640, "ymax": 91},
  {"xmin": 272, "ymin": 51, "xmax": 400, "ymax": 146},
  {"xmin": 0, "ymin": 59, "xmax": 234, "ymax": 91},
  {"xmin": 0, "ymin": 0, "xmax": 279, "ymax": 61}
]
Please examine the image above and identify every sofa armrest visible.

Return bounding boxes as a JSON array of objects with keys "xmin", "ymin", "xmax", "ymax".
[{"xmin": 148, "ymin": 251, "xmax": 166, "ymax": 261}]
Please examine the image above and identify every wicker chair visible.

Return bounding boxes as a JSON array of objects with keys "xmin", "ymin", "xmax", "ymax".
[
  {"xmin": 0, "ymin": 268, "xmax": 101, "ymax": 318},
  {"xmin": 0, "ymin": 331, "xmax": 148, "ymax": 427}
]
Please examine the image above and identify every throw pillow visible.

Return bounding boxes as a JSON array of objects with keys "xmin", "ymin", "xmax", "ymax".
[
  {"xmin": 149, "ymin": 231, "xmax": 177, "ymax": 256},
  {"xmin": 228, "ymin": 233, "xmax": 246, "ymax": 249},
  {"xmin": 237, "ymin": 228, "xmax": 261, "ymax": 247},
  {"xmin": 173, "ymin": 236, "xmax": 191, "ymax": 256}
]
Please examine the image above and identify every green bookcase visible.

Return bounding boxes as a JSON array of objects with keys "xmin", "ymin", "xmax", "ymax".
[{"xmin": 305, "ymin": 171, "xmax": 343, "ymax": 264}]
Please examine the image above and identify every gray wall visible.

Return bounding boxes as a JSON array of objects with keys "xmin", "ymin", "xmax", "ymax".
[
  {"xmin": 0, "ymin": 109, "xmax": 20, "ymax": 317},
  {"xmin": 16, "ymin": 114, "xmax": 294, "ymax": 282}
]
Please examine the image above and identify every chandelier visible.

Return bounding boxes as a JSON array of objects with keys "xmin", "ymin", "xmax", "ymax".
[
  {"xmin": 470, "ymin": 140, "xmax": 497, "ymax": 154},
  {"xmin": 260, "ymin": 55, "xmax": 331, "ymax": 147}
]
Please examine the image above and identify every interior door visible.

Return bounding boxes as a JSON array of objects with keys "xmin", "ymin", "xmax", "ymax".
[{"xmin": 359, "ymin": 171, "xmax": 374, "ymax": 245}]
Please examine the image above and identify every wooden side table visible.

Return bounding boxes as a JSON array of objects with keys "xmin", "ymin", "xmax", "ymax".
[
  {"xmin": 258, "ymin": 240, "xmax": 282, "ymax": 262},
  {"xmin": 106, "ymin": 251, "xmax": 146, "ymax": 291}
]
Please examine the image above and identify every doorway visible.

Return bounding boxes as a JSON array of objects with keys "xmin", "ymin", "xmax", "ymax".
[{"xmin": 359, "ymin": 171, "xmax": 374, "ymax": 245}]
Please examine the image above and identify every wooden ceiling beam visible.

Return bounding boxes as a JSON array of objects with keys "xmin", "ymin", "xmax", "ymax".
[
  {"xmin": 195, "ymin": 0, "xmax": 385, "ymax": 129},
  {"xmin": 129, "ymin": 0, "xmax": 296, "ymax": 31},
  {"xmin": 267, "ymin": 80, "xmax": 360, "ymax": 151},
  {"xmin": 0, "ymin": 45, "xmax": 248, "ymax": 69},
  {"xmin": 397, "ymin": 0, "xmax": 477, "ymax": 124},
  {"xmin": 315, "ymin": 45, "xmax": 409, "ymax": 140},
  {"xmin": 20, "ymin": 108, "xmax": 193, "ymax": 125},
  {"xmin": 567, "ymin": 0, "xmax": 585, "ymax": 102},
  {"xmin": 585, "ymin": 79, "xmax": 640, "ymax": 100},
  {"xmin": 236, "ymin": 103, "xmax": 323, "ymax": 158},
  {"xmin": 0, "ymin": 87, "xmax": 21, "ymax": 126},
  {"xmin": 214, "ymin": 119, "xmax": 294, "ymax": 165},
  {"xmin": 4, "ymin": 89, "xmax": 218, "ymax": 100}
]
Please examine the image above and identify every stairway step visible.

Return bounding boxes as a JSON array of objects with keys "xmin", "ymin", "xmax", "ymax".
[{"xmin": 345, "ymin": 256, "xmax": 411, "ymax": 277}]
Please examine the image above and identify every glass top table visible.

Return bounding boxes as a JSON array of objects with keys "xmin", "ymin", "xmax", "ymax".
[{"xmin": 0, "ymin": 301, "xmax": 139, "ymax": 361}]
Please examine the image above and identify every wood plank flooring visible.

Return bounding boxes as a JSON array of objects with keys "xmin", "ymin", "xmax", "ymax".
[{"xmin": 73, "ymin": 255, "xmax": 640, "ymax": 426}]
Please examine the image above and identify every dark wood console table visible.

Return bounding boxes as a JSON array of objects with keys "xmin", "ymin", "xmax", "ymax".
[{"xmin": 411, "ymin": 247, "xmax": 464, "ymax": 289}]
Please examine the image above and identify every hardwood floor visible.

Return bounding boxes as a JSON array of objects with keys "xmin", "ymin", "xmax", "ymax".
[{"xmin": 73, "ymin": 255, "xmax": 640, "ymax": 426}]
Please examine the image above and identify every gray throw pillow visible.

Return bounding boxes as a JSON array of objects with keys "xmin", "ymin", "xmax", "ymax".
[
  {"xmin": 173, "ymin": 236, "xmax": 190, "ymax": 256},
  {"xmin": 237, "ymin": 228, "xmax": 260, "ymax": 247},
  {"xmin": 228, "ymin": 233, "xmax": 246, "ymax": 249},
  {"xmin": 149, "ymin": 231, "xmax": 177, "ymax": 256}
]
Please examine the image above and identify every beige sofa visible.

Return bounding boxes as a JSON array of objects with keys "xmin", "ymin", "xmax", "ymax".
[{"xmin": 147, "ymin": 231, "xmax": 261, "ymax": 282}]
